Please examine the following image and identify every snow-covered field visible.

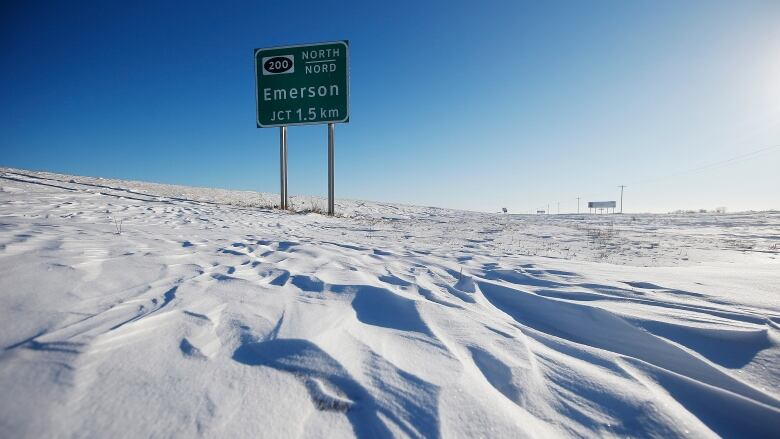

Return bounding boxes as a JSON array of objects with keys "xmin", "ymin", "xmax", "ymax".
[{"xmin": 1, "ymin": 167, "xmax": 778, "ymax": 438}]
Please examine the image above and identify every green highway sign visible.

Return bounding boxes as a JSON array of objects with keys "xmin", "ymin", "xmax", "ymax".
[{"xmin": 254, "ymin": 41, "xmax": 350, "ymax": 127}]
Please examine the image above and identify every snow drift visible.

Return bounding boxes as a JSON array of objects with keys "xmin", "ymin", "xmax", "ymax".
[{"xmin": 0, "ymin": 168, "xmax": 778, "ymax": 438}]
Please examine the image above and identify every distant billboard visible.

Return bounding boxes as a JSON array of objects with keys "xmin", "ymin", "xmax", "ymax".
[{"xmin": 588, "ymin": 201, "xmax": 616, "ymax": 209}]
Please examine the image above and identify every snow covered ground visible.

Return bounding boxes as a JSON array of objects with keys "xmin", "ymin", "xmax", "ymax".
[{"xmin": 1, "ymin": 167, "xmax": 778, "ymax": 438}]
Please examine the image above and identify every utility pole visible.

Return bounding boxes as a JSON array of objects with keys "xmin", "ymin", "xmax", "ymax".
[
  {"xmin": 618, "ymin": 185, "xmax": 627, "ymax": 214},
  {"xmin": 576, "ymin": 197, "xmax": 580, "ymax": 214}
]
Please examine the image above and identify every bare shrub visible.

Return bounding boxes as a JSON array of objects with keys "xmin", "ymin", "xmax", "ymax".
[{"xmin": 111, "ymin": 215, "xmax": 123, "ymax": 235}]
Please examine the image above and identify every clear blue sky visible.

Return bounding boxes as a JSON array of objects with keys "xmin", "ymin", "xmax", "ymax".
[{"xmin": 2, "ymin": 0, "xmax": 779, "ymax": 213}]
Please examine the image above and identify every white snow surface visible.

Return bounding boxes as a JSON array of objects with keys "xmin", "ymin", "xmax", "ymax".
[{"xmin": 1, "ymin": 167, "xmax": 779, "ymax": 438}]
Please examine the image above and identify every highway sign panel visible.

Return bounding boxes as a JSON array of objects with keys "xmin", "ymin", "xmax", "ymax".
[{"xmin": 254, "ymin": 41, "xmax": 349, "ymax": 127}]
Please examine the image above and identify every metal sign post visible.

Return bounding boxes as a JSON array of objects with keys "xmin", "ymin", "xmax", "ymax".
[
  {"xmin": 328, "ymin": 123, "xmax": 335, "ymax": 215},
  {"xmin": 255, "ymin": 41, "xmax": 349, "ymax": 216},
  {"xmin": 279, "ymin": 126, "xmax": 288, "ymax": 209}
]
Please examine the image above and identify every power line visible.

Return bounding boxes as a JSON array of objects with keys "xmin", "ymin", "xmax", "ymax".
[{"xmin": 633, "ymin": 144, "xmax": 780, "ymax": 186}]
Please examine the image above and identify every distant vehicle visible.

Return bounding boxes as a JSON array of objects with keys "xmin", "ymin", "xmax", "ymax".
[
  {"xmin": 537, "ymin": 210, "xmax": 545, "ymax": 214},
  {"xmin": 502, "ymin": 207, "xmax": 508, "ymax": 213}
]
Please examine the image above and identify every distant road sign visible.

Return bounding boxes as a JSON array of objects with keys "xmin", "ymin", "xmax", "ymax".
[
  {"xmin": 588, "ymin": 201, "xmax": 616, "ymax": 209},
  {"xmin": 255, "ymin": 41, "xmax": 349, "ymax": 128}
]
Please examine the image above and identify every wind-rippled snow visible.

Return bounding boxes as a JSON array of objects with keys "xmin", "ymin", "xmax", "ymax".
[{"xmin": 1, "ymin": 168, "xmax": 778, "ymax": 438}]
